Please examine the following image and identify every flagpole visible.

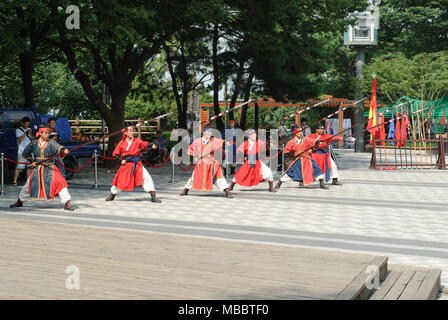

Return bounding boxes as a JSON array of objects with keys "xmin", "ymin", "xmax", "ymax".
[
  {"xmin": 382, "ymin": 112, "xmax": 386, "ymax": 162},
  {"xmin": 429, "ymin": 110, "xmax": 433, "ymax": 167},
  {"xmin": 410, "ymin": 103, "xmax": 417, "ymax": 167},
  {"xmin": 421, "ymin": 99, "xmax": 428, "ymax": 166},
  {"xmin": 416, "ymin": 101, "xmax": 423, "ymax": 169}
]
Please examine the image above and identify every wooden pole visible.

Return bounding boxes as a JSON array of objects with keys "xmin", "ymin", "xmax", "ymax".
[
  {"xmin": 338, "ymin": 108, "xmax": 344, "ymax": 147},
  {"xmin": 76, "ymin": 118, "xmax": 80, "ymax": 135},
  {"xmin": 429, "ymin": 116, "xmax": 433, "ymax": 167},
  {"xmin": 421, "ymin": 99, "xmax": 428, "ymax": 166},
  {"xmin": 137, "ymin": 117, "xmax": 142, "ymax": 139},
  {"xmin": 416, "ymin": 102, "xmax": 423, "ymax": 169},
  {"xmin": 411, "ymin": 103, "xmax": 418, "ymax": 168}
]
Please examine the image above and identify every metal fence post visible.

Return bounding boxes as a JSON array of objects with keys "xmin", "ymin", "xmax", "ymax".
[
  {"xmin": 94, "ymin": 150, "xmax": 98, "ymax": 189},
  {"xmin": 225, "ymin": 149, "xmax": 229, "ymax": 180},
  {"xmin": 168, "ymin": 148, "xmax": 175, "ymax": 183},
  {"xmin": 281, "ymin": 144, "xmax": 285, "ymax": 176},
  {"xmin": 1, "ymin": 153, "xmax": 5, "ymax": 196}
]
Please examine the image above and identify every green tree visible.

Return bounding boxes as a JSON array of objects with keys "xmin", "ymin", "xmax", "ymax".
[
  {"xmin": 33, "ymin": 61, "xmax": 97, "ymax": 118},
  {"xmin": 44, "ymin": 0, "xmax": 192, "ymax": 157},
  {"xmin": 378, "ymin": 0, "xmax": 448, "ymax": 57},
  {"xmin": 0, "ymin": 0, "xmax": 56, "ymax": 108},
  {"xmin": 360, "ymin": 52, "xmax": 448, "ymax": 103}
]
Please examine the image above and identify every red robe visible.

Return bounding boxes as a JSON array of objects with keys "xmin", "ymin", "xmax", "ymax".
[
  {"xmin": 112, "ymin": 138, "xmax": 149, "ymax": 191},
  {"xmin": 189, "ymin": 137, "xmax": 224, "ymax": 191},
  {"xmin": 233, "ymin": 140, "xmax": 266, "ymax": 187},
  {"xmin": 308, "ymin": 133, "xmax": 340, "ymax": 177},
  {"xmin": 284, "ymin": 137, "xmax": 316, "ymax": 186}
]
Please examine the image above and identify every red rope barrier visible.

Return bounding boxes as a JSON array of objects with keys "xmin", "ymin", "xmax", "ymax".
[
  {"xmin": 56, "ymin": 157, "xmax": 94, "ymax": 172},
  {"xmin": 142, "ymin": 154, "xmax": 172, "ymax": 168},
  {"xmin": 177, "ymin": 162, "xmax": 194, "ymax": 171},
  {"xmin": 172, "ymin": 153, "xmax": 194, "ymax": 171},
  {"xmin": 98, "ymin": 155, "xmax": 117, "ymax": 160},
  {"xmin": 260, "ymin": 149, "xmax": 282, "ymax": 160},
  {"xmin": 6, "ymin": 158, "xmax": 31, "ymax": 165}
]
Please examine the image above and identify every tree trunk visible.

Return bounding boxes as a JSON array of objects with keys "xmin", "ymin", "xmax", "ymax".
[
  {"xmin": 19, "ymin": 51, "xmax": 34, "ymax": 109},
  {"xmin": 229, "ymin": 59, "xmax": 245, "ymax": 122},
  {"xmin": 212, "ymin": 25, "xmax": 224, "ymax": 132},
  {"xmin": 240, "ymin": 72, "xmax": 254, "ymax": 130},
  {"xmin": 254, "ymin": 102, "xmax": 259, "ymax": 129},
  {"xmin": 164, "ymin": 43, "xmax": 187, "ymax": 129},
  {"xmin": 102, "ymin": 91, "xmax": 126, "ymax": 168}
]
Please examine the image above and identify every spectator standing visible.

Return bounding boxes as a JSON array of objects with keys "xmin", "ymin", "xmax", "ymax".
[
  {"xmin": 12, "ymin": 117, "xmax": 33, "ymax": 186},
  {"xmin": 48, "ymin": 117, "xmax": 59, "ymax": 139},
  {"xmin": 300, "ymin": 118, "xmax": 312, "ymax": 137}
]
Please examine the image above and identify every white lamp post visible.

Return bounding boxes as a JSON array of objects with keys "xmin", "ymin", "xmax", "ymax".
[{"xmin": 344, "ymin": 0, "xmax": 381, "ymax": 152}]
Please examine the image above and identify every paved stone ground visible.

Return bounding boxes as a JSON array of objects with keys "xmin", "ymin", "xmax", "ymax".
[{"xmin": 1, "ymin": 149, "xmax": 448, "ymax": 299}]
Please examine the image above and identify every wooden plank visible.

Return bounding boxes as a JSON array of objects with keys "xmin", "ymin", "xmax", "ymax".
[
  {"xmin": 335, "ymin": 256, "xmax": 388, "ymax": 300},
  {"xmin": 0, "ymin": 218, "xmax": 379, "ymax": 300},
  {"xmin": 383, "ymin": 270, "xmax": 415, "ymax": 300},
  {"xmin": 369, "ymin": 271, "xmax": 402, "ymax": 300},
  {"xmin": 415, "ymin": 269, "xmax": 441, "ymax": 300},
  {"xmin": 398, "ymin": 271, "xmax": 427, "ymax": 300}
]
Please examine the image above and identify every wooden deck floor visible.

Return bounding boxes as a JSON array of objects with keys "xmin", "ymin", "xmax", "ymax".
[{"xmin": 0, "ymin": 219, "xmax": 381, "ymax": 300}]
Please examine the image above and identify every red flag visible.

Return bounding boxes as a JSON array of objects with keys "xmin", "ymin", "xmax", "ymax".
[
  {"xmin": 367, "ymin": 78, "xmax": 379, "ymax": 145},
  {"xmin": 443, "ymin": 114, "xmax": 446, "ymax": 126},
  {"xmin": 379, "ymin": 112, "xmax": 386, "ymax": 147},
  {"xmin": 400, "ymin": 113, "xmax": 407, "ymax": 147},
  {"xmin": 395, "ymin": 112, "xmax": 401, "ymax": 148}
]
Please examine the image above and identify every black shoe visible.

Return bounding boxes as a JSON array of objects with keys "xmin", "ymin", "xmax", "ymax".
[
  {"xmin": 229, "ymin": 181, "xmax": 236, "ymax": 191},
  {"xmin": 319, "ymin": 179, "xmax": 329, "ymax": 190},
  {"xmin": 299, "ymin": 182, "xmax": 304, "ymax": 188},
  {"xmin": 268, "ymin": 181, "xmax": 277, "ymax": 192},
  {"xmin": 105, "ymin": 193, "xmax": 116, "ymax": 201},
  {"xmin": 150, "ymin": 191, "xmax": 161, "ymax": 203},
  {"xmin": 275, "ymin": 181, "xmax": 282, "ymax": 190},
  {"xmin": 332, "ymin": 178, "xmax": 343, "ymax": 186},
  {"xmin": 230, "ymin": 167, "xmax": 236, "ymax": 175},
  {"xmin": 64, "ymin": 201, "xmax": 75, "ymax": 211},
  {"xmin": 224, "ymin": 188, "xmax": 233, "ymax": 198},
  {"xmin": 180, "ymin": 188, "xmax": 189, "ymax": 196},
  {"xmin": 9, "ymin": 198, "xmax": 23, "ymax": 208}
]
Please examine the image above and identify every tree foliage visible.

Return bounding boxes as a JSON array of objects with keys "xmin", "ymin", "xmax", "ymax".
[
  {"xmin": 360, "ymin": 52, "xmax": 448, "ymax": 104},
  {"xmin": 378, "ymin": 0, "xmax": 448, "ymax": 57}
]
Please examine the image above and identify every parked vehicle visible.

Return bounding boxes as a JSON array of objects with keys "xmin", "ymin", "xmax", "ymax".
[{"xmin": 0, "ymin": 107, "xmax": 100, "ymax": 182}]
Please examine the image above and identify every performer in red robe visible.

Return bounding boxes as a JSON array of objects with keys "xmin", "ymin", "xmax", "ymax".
[
  {"xmin": 105, "ymin": 127, "xmax": 161, "ymax": 202},
  {"xmin": 229, "ymin": 128, "xmax": 276, "ymax": 192},
  {"xmin": 180, "ymin": 127, "xmax": 233, "ymax": 198},
  {"xmin": 9, "ymin": 126, "xmax": 74, "ymax": 211},
  {"xmin": 275, "ymin": 128, "xmax": 327, "ymax": 189},
  {"xmin": 308, "ymin": 124, "xmax": 343, "ymax": 186}
]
